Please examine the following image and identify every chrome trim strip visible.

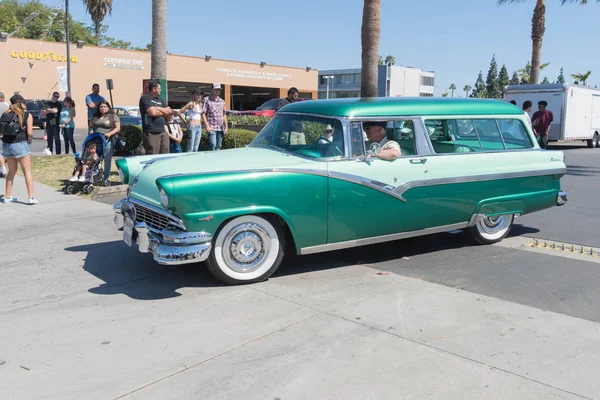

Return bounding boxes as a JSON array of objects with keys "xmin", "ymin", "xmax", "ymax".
[
  {"xmin": 468, "ymin": 213, "xmax": 486, "ymax": 227},
  {"xmin": 327, "ymin": 170, "xmax": 407, "ymax": 202},
  {"xmin": 393, "ymin": 168, "xmax": 567, "ymax": 197},
  {"xmin": 301, "ymin": 222, "xmax": 468, "ymax": 255},
  {"xmin": 159, "ymin": 167, "xmax": 329, "ymax": 181}
]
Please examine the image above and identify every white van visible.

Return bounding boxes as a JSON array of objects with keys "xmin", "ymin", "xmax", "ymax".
[{"xmin": 504, "ymin": 83, "xmax": 600, "ymax": 148}]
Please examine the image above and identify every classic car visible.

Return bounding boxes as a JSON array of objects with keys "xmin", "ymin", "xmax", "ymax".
[
  {"xmin": 113, "ymin": 98, "xmax": 567, "ymax": 285},
  {"xmin": 112, "ymin": 106, "xmax": 142, "ymax": 126},
  {"xmin": 228, "ymin": 97, "xmax": 312, "ymax": 117}
]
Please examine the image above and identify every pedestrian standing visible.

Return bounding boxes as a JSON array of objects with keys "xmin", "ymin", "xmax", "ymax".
[
  {"xmin": 522, "ymin": 100, "xmax": 533, "ymax": 129},
  {"xmin": 177, "ymin": 88, "xmax": 203, "ymax": 152},
  {"xmin": 139, "ymin": 81, "xmax": 171, "ymax": 155},
  {"xmin": 90, "ymin": 101, "xmax": 120, "ymax": 182},
  {"xmin": 202, "ymin": 83, "xmax": 228, "ymax": 151},
  {"xmin": 275, "ymin": 87, "xmax": 299, "ymax": 112},
  {"xmin": 0, "ymin": 91, "xmax": 9, "ymax": 178},
  {"xmin": 86, "ymin": 83, "xmax": 105, "ymax": 134},
  {"xmin": 532, "ymin": 100, "xmax": 554, "ymax": 149},
  {"xmin": 165, "ymin": 112, "xmax": 183, "ymax": 153},
  {"xmin": 1, "ymin": 94, "xmax": 38, "ymax": 204},
  {"xmin": 60, "ymin": 97, "xmax": 77, "ymax": 154},
  {"xmin": 42, "ymin": 92, "xmax": 63, "ymax": 155}
]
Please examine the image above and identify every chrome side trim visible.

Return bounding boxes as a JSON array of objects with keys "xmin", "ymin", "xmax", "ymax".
[
  {"xmin": 328, "ymin": 170, "xmax": 407, "ymax": 202},
  {"xmin": 301, "ymin": 222, "xmax": 468, "ymax": 255},
  {"xmin": 393, "ymin": 168, "xmax": 567, "ymax": 197},
  {"xmin": 468, "ymin": 213, "xmax": 486, "ymax": 227},
  {"xmin": 159, "ymin": 167, "xmax": 329, "ymax": 181}
]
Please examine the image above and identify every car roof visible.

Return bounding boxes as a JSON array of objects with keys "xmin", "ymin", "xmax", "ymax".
[
  {"xmin": 114, "ymin": 106, "xmax": 139, "ymax": 110},
  {"xmin": 279, "ymin": 97, "xmax": 523, "ymax": 117}
]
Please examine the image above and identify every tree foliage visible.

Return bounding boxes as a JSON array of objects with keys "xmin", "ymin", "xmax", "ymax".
[
  {"xmin": 0, "ymin": 0, "xmax": 143, "ymax": 50},
  {"xmin": 510, "ymin": 71, "xmax": 520, "ymax": 85},
  {"xmin": 498, "ymin": 65, "xmax": 510, "ymax": 95},
  {"xmin": 471, "ymin": 72, "xmax": 487, "ymax": 98},
  {"xmin": 556, "ymin": 67, "xmax": 565, "ymax": 83},
  {"xmin": 486, "ymin": 55, "xmax": 501, "ymax": 98}
]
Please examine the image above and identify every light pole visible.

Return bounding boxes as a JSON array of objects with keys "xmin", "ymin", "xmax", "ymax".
[
  {"xmin": 323, "ymin": 75, "xmax": 334, "ymax": 99},
  {"xmin": 65, "ymin": 0, "xmax": 71, "ymax": 94}
]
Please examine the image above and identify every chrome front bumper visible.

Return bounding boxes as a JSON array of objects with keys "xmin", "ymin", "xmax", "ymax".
[
  {"xmin": 557, "ymin": 191, "xmax": 568, "ymax": 206},
  {"xmin": 113, "ymin": 200, "xmax": 212, "ymax": 266}
]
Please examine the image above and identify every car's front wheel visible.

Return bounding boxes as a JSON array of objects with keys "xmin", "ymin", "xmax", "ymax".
[
  {"xmin": 467, "ymin": 214, "xmax": 514, "ymax": 245},
  {"xmin": 206, "ymin": 215, "xmax": 285, "ymax": 285}
]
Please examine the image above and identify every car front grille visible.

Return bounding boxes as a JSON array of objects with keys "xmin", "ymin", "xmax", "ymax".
[{"xmin": 132, "ymin": 201, "xmax": 184, "ymax": 232}]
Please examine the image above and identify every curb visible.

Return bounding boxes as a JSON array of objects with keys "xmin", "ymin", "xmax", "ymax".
[{"xmin": 91, "ymin": 184, "xmax": 127, "ymax": 199}]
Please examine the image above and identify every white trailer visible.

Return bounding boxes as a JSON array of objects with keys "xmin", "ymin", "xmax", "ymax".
[{"xmin": 504, "ymin": 83, "xmax": 600, "ymax": 148}]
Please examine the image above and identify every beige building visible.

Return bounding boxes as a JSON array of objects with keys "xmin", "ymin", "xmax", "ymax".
[{"xmin": 0, "ymin": 37, "xmax": 318, "ymax": 127}]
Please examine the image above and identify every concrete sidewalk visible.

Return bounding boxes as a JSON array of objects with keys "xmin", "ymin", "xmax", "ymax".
[{"xmin": 1, "ymin": 177, "xmax": 598, "ymax": 400}]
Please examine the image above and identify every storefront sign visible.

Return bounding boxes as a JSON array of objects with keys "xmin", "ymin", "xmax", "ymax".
[
  {"xmin": 10, "ymin": 50, "xmax": 78, "ymax": 63},
  {"xmin": 216, "ymin": 68, "xmax": 292, "ymax": 82},
  {"xmin": 104, "ymin": 57, "xmax": 144, "ymax": 70}
]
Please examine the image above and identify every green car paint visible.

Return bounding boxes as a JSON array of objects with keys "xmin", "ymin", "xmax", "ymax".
[
  {"xmin": 117, "ymin": 97, "xmax": 566, "ymax": 257},
  {"xmin": 280, "ymin": 97, "xmax": 524, "ymax": 118}
]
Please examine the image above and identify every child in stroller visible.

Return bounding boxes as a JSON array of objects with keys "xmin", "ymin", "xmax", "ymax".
[
  {"xmin": 70, "ymin": 141, "xmax": 98, "ymax": 182},
  {"xmin": 64, "ymin": 133, "xmax": 107, "ymax": 194}
]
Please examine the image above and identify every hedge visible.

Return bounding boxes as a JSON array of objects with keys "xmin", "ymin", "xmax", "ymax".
[{"xmin": 228, "ymin": 115, "xmax": 271, "ymax": 126}]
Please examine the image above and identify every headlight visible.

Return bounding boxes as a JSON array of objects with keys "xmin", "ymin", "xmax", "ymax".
[
  {"xmin": 118, "ymin": 168, "xmax": 125, "ymax": 183},
  {"xmin": 160, "ymin": 188, "xmax": 169, "ymax": 208}
]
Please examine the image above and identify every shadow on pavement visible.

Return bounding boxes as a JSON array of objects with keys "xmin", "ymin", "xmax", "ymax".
[
  {"xmin": 67, "ymin": 225, "xmax": 543, "ymax": 298},
  {"xmin": 509, "ymin": 224, "xmax": 541, "ymax": 237},
  {"xmin": 565, "ymin": 164, "xmax": 600, "ymax": 177},
  {"xmin": 65, "ymin": 241, "xmax": 223, "ymax": 300}
]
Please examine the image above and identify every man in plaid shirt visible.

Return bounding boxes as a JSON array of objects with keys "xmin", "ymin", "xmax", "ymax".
[{"xmin": 202, "ymin": 83, "xmax": 228, "ymax": 151}]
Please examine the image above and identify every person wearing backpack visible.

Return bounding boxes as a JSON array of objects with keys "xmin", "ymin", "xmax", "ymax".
[
  {"xmin": 0, "ymin": 94, "xmax": 38, "ymax": 204},
  {"xmin": 0, "ymin": 91, "xmax": 8, "ymax": 178}
]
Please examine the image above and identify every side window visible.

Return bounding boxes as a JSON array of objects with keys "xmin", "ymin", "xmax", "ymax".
[
  {"xmin": 472, "ymin": 119, "xmax": 505, "ymax": 151},
  {"xmin": 388, "ymin": 120, "xmax": 416, "ymax": 156},
  {"xmin": 497, "ymin": 119, "xmax": 533, "ymax": 149},
  {"xmin": 350, "ymin": 122, "xmax": 365, "ymax": 157}
]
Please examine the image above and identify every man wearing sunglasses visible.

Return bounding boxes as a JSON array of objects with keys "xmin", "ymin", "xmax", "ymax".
[{"xmin": 42, "ymin": 92, "xmax": 63, "ymax": 155}]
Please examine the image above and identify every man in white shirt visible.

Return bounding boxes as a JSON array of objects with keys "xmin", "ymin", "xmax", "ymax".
[
  {"xmin": 522, "ymin": 100, "xmax": 533, "ymax": 128},
  {"xmin": 0, "ymin": 91, "xmax": 9, "ymax": 177},
  {"xmin": 363, "ymin": 121, "xmax": 401, "ymax": 161}
]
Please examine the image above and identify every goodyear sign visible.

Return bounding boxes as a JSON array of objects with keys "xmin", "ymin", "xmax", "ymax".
[{"xmin": 10, "ymin": 50, "xmax": 78, "ymax": 63}]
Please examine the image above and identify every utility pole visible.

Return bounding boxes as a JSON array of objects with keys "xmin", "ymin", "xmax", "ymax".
[{"xmin": 65, "ymin": 0, "xmax": 71, "ymax": 94}]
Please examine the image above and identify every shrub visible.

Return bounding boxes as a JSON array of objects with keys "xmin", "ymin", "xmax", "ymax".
[
  {"xmin": 228, "ymin": 115, "xmax": 271, "ymax": 126},
  {"xmin": 180, "ymin": 129, "xmax": 259, "ymax": 152},
  {"xmin": 117, "ymin": 125, "xmax": 143, "ymax": 155}
]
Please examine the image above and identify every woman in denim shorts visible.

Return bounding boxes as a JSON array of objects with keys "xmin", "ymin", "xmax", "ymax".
[{"xmin": 1, "ymin": 94, "xmax": 38, "ymax": 204}]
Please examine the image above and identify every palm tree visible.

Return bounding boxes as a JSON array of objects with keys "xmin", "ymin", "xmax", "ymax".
[
  {"xmin": 442, "ymin": 92, "xmax": 449, "ymax": 97},
  {"xmin": 463, "ymin": 85, "xmax": 472, "ymax": 97},
  {"xmin": 385, "ymin": 55, "xmax": 396, "ymax": 66},
  {"xmin": 498, "ymin": 0, "xmax": 591, "ymax": 84},
  {"xmin": 571, "ymin": 71, "xmax": 592, "ymax": 86},
  {"xmin": 449, "ymin": 83, "xmax": 456, "ymax": 97},
  {"xmin": 151, "ymin": 0, "xmax": 167, "ymax": 81},
  {"xmin": 82, "ymin": 0, "xmax": 113, "ymax": 44},
  {"xmin": 361, "ymin": 0, "xmax": 380, "ymax": 97}
]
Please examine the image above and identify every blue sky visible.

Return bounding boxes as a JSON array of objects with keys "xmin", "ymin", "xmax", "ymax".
[{"xmin": 43, "ymin": 0, "xmax": 599, "ymax": 95}]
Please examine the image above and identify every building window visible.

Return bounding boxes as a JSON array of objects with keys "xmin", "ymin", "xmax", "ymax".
[
  {"xmin": 419, "ymin": 93, "xmax": 433, "ymax": 97},
  {"xmin": 420, "ymin": 76, "xmax": 435, "ymax": 86}
]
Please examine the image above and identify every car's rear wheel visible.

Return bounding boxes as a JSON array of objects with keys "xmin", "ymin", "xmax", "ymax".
[
  {"xmin": 206, "ymin": 215, "xmax": 285, "ymax": 285},
  {"xmin": 593, "ymin": 132, "xmax": 600, "ymax": 148},
  {"xmin": 467, "ymin": 214, "xmax": 514, "ymax": 245}
]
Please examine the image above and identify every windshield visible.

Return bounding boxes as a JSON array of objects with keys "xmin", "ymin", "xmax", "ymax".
[
  {"xmin": 257, "ymin": 99, "xmax": 280, "ymax": 111},
  {"xmin": 249, "ymin": 114, "xmax": 345, "ymax": 159}
]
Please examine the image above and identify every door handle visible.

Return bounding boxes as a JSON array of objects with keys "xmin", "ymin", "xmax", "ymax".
[{"xmin": 409, "ymin": 158, "xmax": 427, "ymax": 164}]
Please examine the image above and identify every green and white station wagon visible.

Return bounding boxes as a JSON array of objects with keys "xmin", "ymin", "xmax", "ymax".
[{"xmin": 113, "ymin": 98, "xmax": 568, "ymax": 285}]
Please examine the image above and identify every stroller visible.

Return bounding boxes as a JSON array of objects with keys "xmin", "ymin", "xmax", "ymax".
[{"xmin": 64, "ymin": 133, "xmax": 108, "ymax": 195}]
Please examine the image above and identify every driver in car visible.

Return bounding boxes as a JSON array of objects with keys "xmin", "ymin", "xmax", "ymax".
[{"xmin": 363, "ymin": 121, "xmax": 401, "ymax": 161}]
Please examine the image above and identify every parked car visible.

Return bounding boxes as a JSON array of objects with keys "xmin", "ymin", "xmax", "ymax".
[
  {"xmin": 25, "ymin": 99, "xmax": 47, "ymax": 129},
  {"xmin": 112, "ymin": 106, "xmax": 142, "ymax": 126},
  {"xmin": 228, "ymin": 97, "xmax": 312, "ymax": 118},
  {"xmin": 113, "ymin": 98, "xmax": 567, "ymax": 285}
]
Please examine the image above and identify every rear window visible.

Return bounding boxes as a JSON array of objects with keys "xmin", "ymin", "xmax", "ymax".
[
  {"xmin": 426, "ymin": 118, "xmax": 533, "ymax": 153},
  {"xmin": 26, "ymin": 101, "xmax": 42, "ymax": 111}
]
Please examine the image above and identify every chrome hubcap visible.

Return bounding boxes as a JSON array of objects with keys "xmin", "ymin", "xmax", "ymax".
[
  {"xmin": 222, "ymin": 223, "xmax": 270, "ymax": 273},
  {"xmin": 478, "ymin": 215, "xmax": 511, "ymax": 235}
]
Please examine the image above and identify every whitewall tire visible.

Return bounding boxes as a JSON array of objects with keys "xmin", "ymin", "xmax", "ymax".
[
  {"xmin": 206, "ymin": 215, "xmax": 285, "ymax": 285},
  {"xmin": 468, "ymin": 214, "xmax": 514, "ymax": 245}
]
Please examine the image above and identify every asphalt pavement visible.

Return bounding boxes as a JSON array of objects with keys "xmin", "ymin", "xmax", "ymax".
[{"xmin": 2, "ymin": 142, "xmax": 600, "ymax": 399}]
